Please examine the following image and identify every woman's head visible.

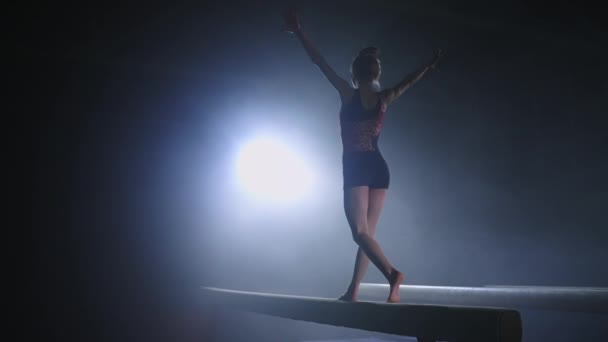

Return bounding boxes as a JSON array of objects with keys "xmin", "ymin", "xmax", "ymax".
[{"xmin": 351, "ymin": 46, "xmax": 381, "ymax": 88}]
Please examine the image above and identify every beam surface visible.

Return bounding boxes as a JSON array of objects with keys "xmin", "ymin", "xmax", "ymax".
[
  {"xmin": 358, "ymin": 284, "xmax": 608, "ymax": 314},
  {"xmin": 202, "ymin": 287, "xmax": 521, "ymax": 342}
]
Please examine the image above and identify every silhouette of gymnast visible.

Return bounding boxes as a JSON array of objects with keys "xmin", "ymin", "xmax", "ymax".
[{"xmin": 283, "ymin": 8, "xmax": 443, "ymax": 303}]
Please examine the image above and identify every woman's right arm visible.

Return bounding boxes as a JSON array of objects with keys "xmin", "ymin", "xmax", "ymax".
[{"xmin": 283, "ymin": 9, "xmax": 353, "ymax": 98}]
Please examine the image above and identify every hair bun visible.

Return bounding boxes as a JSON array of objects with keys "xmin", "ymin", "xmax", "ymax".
[{"xmin": 358, "ymin": 46, "xmax": 380, "ymax": 58}]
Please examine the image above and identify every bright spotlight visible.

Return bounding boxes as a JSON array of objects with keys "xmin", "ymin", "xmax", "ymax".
[{"xmin": 235, "ymin": 136, "xmax": 315, "ymax": 203}]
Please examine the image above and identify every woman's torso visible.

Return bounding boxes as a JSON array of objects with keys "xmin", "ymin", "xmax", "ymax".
[{"xmin": 339, "ymin": 89, "xmax": 387, "ymax": 154}]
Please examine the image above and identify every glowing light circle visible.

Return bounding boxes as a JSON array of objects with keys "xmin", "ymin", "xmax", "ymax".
[{"xmin": 235, "ymin": 136, "xmax": 315, "ymax": 203}]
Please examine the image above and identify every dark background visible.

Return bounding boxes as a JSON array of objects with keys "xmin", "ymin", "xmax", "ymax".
[{"xmin": 27, "ymin": 0, "xmax": 607, "ymax": 341}]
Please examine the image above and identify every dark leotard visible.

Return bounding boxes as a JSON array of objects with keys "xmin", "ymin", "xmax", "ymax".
[{"xmin": 339, "ymin": 89, "xmax": 390, "ymax": 189}]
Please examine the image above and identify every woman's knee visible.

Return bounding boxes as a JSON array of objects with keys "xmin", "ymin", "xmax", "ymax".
[{"xmin": 352, "ymin": 230, "xmax": 370, "ymax": 244}]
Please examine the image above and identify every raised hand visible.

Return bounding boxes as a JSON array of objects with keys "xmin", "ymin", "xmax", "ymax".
[
  {"xmin": 282, "ymin": 8, "xmax": 301, "ymax": 34},
  {"xmin": 429, "ymin": 48, "xmax": 444, "ymax": 70}
]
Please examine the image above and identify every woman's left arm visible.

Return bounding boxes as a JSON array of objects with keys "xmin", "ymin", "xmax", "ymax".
[{"xmin": 380, "ymin": 49, "xmax": 443, "ymax": 105}]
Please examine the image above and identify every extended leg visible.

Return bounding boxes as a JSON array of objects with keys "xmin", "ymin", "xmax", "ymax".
[
  {"xmin": 342, "ymin": 187, "xmax": 401, "ymax": 302},
  {"xmin": 341, "ymin": 188, "xmax": 388, "ymax": 300}
]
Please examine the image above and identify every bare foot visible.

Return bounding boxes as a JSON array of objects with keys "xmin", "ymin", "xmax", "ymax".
[
  {"xmin": 387, "ymin": 269, "xmax": 404, "ymax": 303},
  {"xmin": 338, "ymin": 288, "xmax": 358, "ymax": 302},
  {"xmin": 338, "ymin": 293, "xmax": 356, "ymax": 302}
]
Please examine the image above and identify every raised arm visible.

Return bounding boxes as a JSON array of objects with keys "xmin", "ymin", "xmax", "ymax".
[
  {"xmin": 282, "ymin": 9, "xmax": 352, "ymax": 98},
  {"xmin": 380, "ymin": 49, "xmax": 443, "ymax": 105}
]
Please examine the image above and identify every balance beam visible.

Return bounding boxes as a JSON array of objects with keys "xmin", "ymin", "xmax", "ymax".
[
  {"xmin": 358, "ymin": 283, "xmax": 608, "ymax": 314},
  {"xmin": 202, "ymin": 287, "xmax": 522, "ymax": 342}
]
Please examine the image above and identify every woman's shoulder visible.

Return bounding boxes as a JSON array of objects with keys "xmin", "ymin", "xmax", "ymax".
[{"xmin": 339, "ymin": 87, "xmax": 357, "ymax": 104}]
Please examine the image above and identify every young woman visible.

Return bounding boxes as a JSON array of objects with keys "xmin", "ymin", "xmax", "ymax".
[{"xmin": 282, "ymin": 9, "xmax": 443, "ymax": 303}]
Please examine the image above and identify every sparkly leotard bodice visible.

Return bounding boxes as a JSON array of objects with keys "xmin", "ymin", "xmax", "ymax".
[{"xmin": 339, "ymin": 90, "xmax": 387, "ymax": 153}]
